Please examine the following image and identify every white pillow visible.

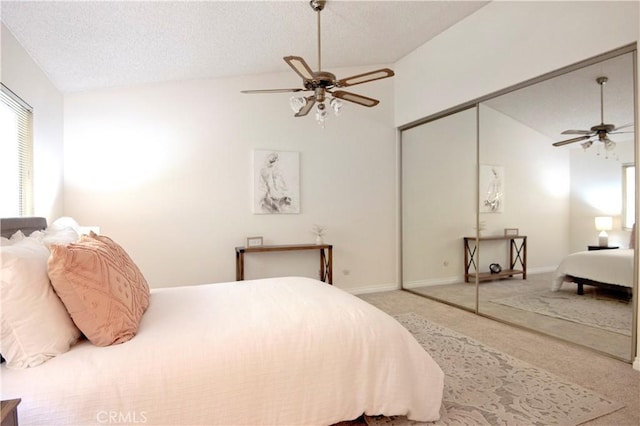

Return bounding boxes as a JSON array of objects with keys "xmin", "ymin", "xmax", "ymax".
[
  {"xmin": 0, "ymin": 236, "xmax": 81, "ymax": 368},
  {"xmin": 7, "ymin": 230, "xmax": 26, "ymax": 243},
  {"xmin": 49, "ymin": 217, "xmax": 80, "ymax": 234},
  {"xmin": 11, "ymin": 222, "xmax": 81, "ymax": 249},
  {"xmin": 42, "ymin": 226, "xmax": 79, "ymax": 247}
]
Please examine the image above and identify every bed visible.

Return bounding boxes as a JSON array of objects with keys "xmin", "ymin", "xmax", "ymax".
[
  {"xmin": 551, "ymin": 248, "xmax": 634, "ymax": 297},
  {"xmin": 0, "ymin": 217, "xmax": 444, "ymax": 425}
]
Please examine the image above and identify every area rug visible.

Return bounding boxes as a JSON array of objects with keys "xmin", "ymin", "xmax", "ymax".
[
  {"xmin": 490, "ymin": 290, "xmax": 632, "ymax": 336},
  {"xmin": 365, "ymin": 313, "xmax": 623, "ymax": 426}
]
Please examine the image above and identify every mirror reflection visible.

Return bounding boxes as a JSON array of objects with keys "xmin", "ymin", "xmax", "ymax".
[
  {"xmin": 402, "ymin": 50, "xmax": 636, "ymax": 362},
  {"xmin": 402, "ymin": 107, "xmax": 477, "ymax": 311},
  {"xmin": 477, "ymin": 52, "xmax": 635, "ymax": 361}
]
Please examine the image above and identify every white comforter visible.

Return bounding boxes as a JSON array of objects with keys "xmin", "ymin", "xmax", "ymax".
[
  {"xmin": 551, "ymin": 249, "xmax": 634, "ymax": 291},
  {"xmin": 0, "ymin": 277, "xmax": 444, "ymax": 425}
]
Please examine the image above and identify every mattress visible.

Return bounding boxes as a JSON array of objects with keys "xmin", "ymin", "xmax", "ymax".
[
  {"xmin": 0, "ymin": 276, "xmax": 444, "ymax": 425},
  {"xmin": 551, "ymin": 248, "xmax": 634, "ymax": 291}
]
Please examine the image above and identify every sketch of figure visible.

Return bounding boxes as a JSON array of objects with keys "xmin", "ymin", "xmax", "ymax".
[
  {"xmin": 252, "ymin": 150, "xmax": 300, "ymax": 214},
  {"xmin": 483, "ymin": 166, "xmax": 503, "ymax": 212},
  {"xmin": 259, "ymin": 152, "xmax": 291, "ymax": 213}
]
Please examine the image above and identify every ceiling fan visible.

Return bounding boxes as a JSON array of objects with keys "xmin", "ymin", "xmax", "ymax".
[
  {"xmin": 552, "ymin": 76, "xmax": 633, "ymax": 156},
  {"xmin": 241, "ymin": 0, "xmax": 394, "ymax": 124}
]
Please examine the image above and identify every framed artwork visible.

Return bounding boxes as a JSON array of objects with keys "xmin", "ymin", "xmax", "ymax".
[
  {"xmin": 504, "ymin": 228, "xmax": 519, "ymax": 237},
  {"xmin": 480, "ymin": 164, "xmax": 504, "ymax": 213},
  {"xmin": 246, "ymin": 236, "xmax": 263, "ymax": 247},
  {"xmin": 252, "ymin": 150, "xmax": 300, "ymax": 214}
]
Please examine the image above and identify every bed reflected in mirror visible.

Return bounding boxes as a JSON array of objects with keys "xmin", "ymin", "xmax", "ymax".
[{"xmin": 477, "ymin": 51, "xmax": 636, "ymax": 361}]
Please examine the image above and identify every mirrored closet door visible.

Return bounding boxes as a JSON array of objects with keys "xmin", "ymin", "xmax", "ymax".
[
  {"xmin": 401, "ymin": 45, "xmax": 637, "ymax": 362},
  {"xmin": 477, "ymin": 51, "xmax": 636, "ymax": 361},
  {"xmin": 401, "ymin": 107, "xmax": 478, "ymax": 311}
]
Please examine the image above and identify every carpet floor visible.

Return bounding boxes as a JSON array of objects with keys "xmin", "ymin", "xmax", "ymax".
[
  {"xmin": 365, "ymin": 313, "xmax": 623, "ymax": 426},
  {"xmin": 358, "ymin": 289, "xmax": 640, "ymax": 426},
  {"xmin": 491, "ymin": 289, "xmax": 632, "ymax": 336},
  {"xmin": 407, "ymin": 273, "xmax": 633, "ymax": 360}
]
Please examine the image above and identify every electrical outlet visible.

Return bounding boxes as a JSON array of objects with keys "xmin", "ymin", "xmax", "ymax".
[{"xmin": 342, "ymin": 269, "xmax": 351, "ymax": 276}]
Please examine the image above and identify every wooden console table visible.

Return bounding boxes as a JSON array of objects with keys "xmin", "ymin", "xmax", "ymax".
[
  {"xmin": 235, "ymin": 244, "xmax": 333, "ymax": 284},
  {"xmin": 1, "ymin": 399, "xmax": 21, "ymax": 426},
  {"xmin": 463, "ymin": 235, "xmax": 527, "ymax": 283}
]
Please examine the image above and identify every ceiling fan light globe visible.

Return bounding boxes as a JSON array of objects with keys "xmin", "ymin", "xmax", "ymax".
[
  {"xmin": 315, "ymin": 102, "xmax": 328, "ymax": 125},
  {"xmin": 330, "ymin": 97, "xmax": 343, "ymax": 116},
  {"xmin": 290, "ymin": 96, "xmax": 307, "ymax": 113},
  {"xmin": 581, "ymin": 140, "xmax": 593, "ymax": 151},
  {"xmin": 604, "ymin": 139, "xmax": 616, "ymax": 151}
]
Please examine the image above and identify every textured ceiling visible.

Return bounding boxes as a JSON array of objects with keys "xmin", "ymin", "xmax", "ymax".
[
  {"xmin": 1, "ymin": 0, "xmax": 489, "ymax": 93},
  {"xmin": 2, "ymin": 0, "xmax": 635, "ymax": 143},
  {"xmin": 484, "ymin": 52, "xmax": 635, "ymax": 145}
]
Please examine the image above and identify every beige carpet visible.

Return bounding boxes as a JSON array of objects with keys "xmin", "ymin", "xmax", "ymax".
[
  {"xmin": 407, "ymin": 273, "xmax": 633, "ymax": 360},
  {"xmin": 491, "ymin": 289, "xmax": 632, "ymax": 336},
  {"xmin": 365, "ymin": 313, "xmax": 624, "ymax": 426}
]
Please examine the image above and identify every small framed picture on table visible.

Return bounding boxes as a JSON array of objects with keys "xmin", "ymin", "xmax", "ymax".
[
  {"xmin": 504, "ymin": 228, "xmax": 519, "ymax": 237},
  {"xmin": 246, "ymin": 236, "xmax": 263, "ymax": 247}
]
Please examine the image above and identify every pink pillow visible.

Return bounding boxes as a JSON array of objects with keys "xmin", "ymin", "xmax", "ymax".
[{"xmin": 47, "ymin": 233, "xmax": 150, "ymax": 346}]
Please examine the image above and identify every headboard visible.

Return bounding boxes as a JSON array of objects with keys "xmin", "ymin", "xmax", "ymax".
[{"xmin": 1, "ymin": 217, "xmax": 47, "ymax": 238}]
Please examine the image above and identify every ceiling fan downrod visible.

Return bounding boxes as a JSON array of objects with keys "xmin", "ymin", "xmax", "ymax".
[
  {"xmin": 597, "ymin": 76, "xmax": 607, "ymax": 125},
  {"xmin": 310, "ymin": 0, "xmax": 326, "ymax": 72}
]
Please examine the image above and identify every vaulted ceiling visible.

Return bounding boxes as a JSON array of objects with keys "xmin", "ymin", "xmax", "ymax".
[
  {"xmin": 1, "ymin": 0, "xmax": 488, "ymax": 93},
  {"xmin": 2, "ymin": 1, "xmax": 635, "ymax": 143}
]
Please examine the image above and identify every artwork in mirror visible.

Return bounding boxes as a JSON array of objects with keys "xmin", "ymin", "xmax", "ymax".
[
  {"xmin": 401, "ymin": 107, "xmax": 478, "ymax": 311},
  {"xmin": 480, "ymin": 165, "xmax": 504, "ymax": 213},
  {"xmin": 477, "ymin": 51, "xmax": 635, "ymax": 361}
]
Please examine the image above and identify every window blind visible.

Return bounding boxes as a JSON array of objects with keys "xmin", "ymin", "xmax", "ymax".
[{"xmin": 0, "ymin": 83, "xmax": 33, "ymax": 217}]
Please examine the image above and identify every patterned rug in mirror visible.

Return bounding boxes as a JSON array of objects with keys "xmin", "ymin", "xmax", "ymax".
[{"xmin": 491, "ymin": 289, "xmax": 631, "ymax": 336}]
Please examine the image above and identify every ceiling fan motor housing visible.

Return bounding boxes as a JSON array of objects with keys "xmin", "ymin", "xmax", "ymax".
[
  {"xmin": 310, "ymin": 0, "xmax": 326, "ymax": 12},
  {"xmin": 591, "ymin": 124, "xmax": 615, "ymax": 132},
  {"xmin": 303, "ymin": 71, "xmax": 336, "ymax": 90}
]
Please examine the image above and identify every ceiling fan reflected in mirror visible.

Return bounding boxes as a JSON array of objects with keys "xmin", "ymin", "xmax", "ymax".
[
  {"xmin": 552, "ymin": 76, "xmax": 633, "ymax": 159},
  {"xmin": 241, "ymin": 0, "xmax": 394, "ymax": 126}
]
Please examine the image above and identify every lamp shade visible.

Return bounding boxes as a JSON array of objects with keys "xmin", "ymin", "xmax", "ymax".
[{"xmin": 595, "ymin": 216, "xmax": 613, "ymax": 231}]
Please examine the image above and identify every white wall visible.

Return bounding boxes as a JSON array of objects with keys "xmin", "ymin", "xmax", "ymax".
[
  {"xmin": 570, "ymin": 140, "xmax": 634, "ymax": 252},
  {"xmin": 395, "ymin": 1, "xmax": 639, "ymax": 127},
  {"xmin": 402, "ymin": 108, "xmax": 477, "ymax": 287},
  {"xmin": 1, "ymin": 24, "xmax": 64, "ymax": 222},
  {"xmin": 478, "ymin": 105, "xmax": 570, "ymax": 273},
  {"xmin": 63, "ymin": 69, "xmax": 397, "ymax": 293}
]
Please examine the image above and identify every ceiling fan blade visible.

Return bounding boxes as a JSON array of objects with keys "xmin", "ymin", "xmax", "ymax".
[
  {"xmin": 613, "ymin": 123, "xmax": 634, "ymax": 131},
  {"xmin": 284, "ymin": 56, "xmax": 315, "ymax": 81},
  {"xmin": 241, "ymin": 88, "xmax": 305, "ymax": 94},
  {"xmin": 560, "ymin": 129, "xmax": 593, "ymax": 135},
  {"xmin": 332, "ymin": 90, "xmax": 379, "ymax": 107},
  {"xmin": 295, "ymin": 96, "xmax": 316, "ymax": 117},
  {"xmin": 552, "ymin": 135, "xmax": 592, "ymax": 147},
  {"xmin": 336, "ymin": 68, "xmax": 394, "ymax": 88}
]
